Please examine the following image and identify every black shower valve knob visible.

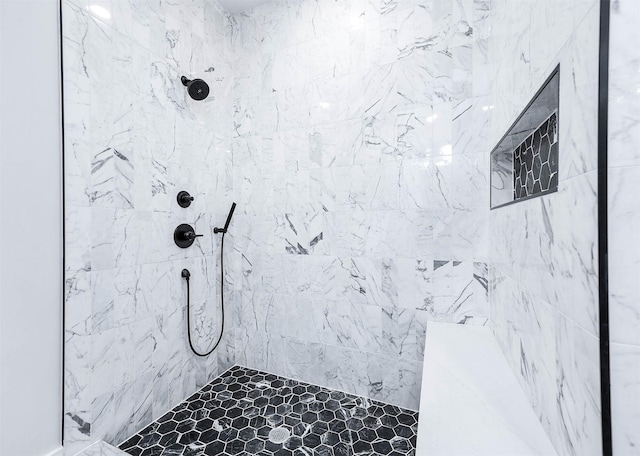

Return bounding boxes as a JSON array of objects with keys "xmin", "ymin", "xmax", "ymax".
[
  {"xmin": 177, "ymin": 191, "xmax": 194, "ymax": 208},
  {"xmin": 183, "ymin": 231, "xmax": 203, "ymax": 241},
  {"xmin": 174, "ymin": 224, "xmax": 203, "ymax": 248}
]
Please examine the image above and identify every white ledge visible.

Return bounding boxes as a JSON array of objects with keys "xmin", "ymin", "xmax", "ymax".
[{"xmin": 416, "ymin": 322, "xmax": 558, "ymax": 456}]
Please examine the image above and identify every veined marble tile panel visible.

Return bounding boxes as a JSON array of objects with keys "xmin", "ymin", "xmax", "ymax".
[
  {"xmin": 62, "ymin": 0, "xmax": 228, "ymax": 450},
  {"xmin": 610, "ymin": 342, "xmax": 640, "ymax": 455}
]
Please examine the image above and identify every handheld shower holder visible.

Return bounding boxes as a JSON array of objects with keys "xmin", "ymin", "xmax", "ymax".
[{"xmin": 213, "ymin": 202, "xmax": 237, "ymax": 235}]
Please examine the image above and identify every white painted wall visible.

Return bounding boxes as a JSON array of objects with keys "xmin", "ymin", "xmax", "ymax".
[
  {"xmin": 0, "ymin": 1, "xmax": 63, "ymax": 455},
  {"xmin": 608, "ymin": 1, "xmax": 640, "ymax": 453}
]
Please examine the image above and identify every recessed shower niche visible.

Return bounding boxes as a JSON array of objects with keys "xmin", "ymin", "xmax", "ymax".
[{"xmin": 490, "ymin": 67, "xmax": 560, "ymax": 209}]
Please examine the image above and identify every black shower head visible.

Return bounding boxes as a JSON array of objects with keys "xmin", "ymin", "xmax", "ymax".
[{"xmin": 181, "ymin": 76, "xmax": 210, "ymax": 101}]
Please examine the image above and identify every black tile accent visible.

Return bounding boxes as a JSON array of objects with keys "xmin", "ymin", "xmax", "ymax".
[
  {"xmin": 513, "ymin": 111, "xmax": 558, "ymax": 200},
  {"xmin": 119, "ymin": 366, "xmax": 419, "ymax": 456}
]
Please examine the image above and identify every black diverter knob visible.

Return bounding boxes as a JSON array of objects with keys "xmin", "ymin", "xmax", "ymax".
[{"xmin": 174, "ymin": 224, "xmax": 203, "ymax": 248}]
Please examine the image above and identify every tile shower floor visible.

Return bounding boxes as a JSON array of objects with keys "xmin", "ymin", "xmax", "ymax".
[{"xmin": 119, "ymin": 366, "xmax": 419, "ymax": 456}]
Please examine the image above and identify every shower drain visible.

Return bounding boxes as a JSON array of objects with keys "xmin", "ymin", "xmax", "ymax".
[{"xmin": 268, "ymin": 427, "xmax": 291, "ymax": 444}]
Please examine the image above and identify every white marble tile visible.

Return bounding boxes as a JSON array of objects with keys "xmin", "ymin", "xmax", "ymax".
[
  {"xmin": 285, "ymin": 338, "xmax": 327, "ymax": 382},
  {"xmin": 397, "ymin": 258, "xmax": 432, "ymax": 310},
  {"xmin": 66, "ymin": 206, "xmax": 93, "ymax": 274},
  {"xmin": 91, "ymin": 328, "xmax": 116, "ymax": 397},
  {"xmin": 91, "ymin": 391, "xmax": 114, "ymax": 444},
  {"xmin": 395, "ymin": 357, "xmax": 422, "ymax": 410},
  {"xmin": 396, "ymin": 106, "xmax": 433, "ymax": 159},
  {"xmin": 397, "ymin": 308, "xmax": 429, "ymax": 361},
  {"xmin": 66, "ymin": 270, "xmax": 93, "ymax": 337},
  {"xmin": 235, "ymin": 327, "xmax": 287, "ymax": 375},
  {"xmin": 551, "ymin": 172, "xmax": 599, "ymax": 335},
  {"xmin": 559, "ymin": 5, "xmax": 599, "ymax": 180},
  {"xmin": 553, "ymin": 317, "xmax": 602, "ymax": 456},
  {"xmin": 610, "ymin": 342, "xmax": 640, "ymax": 456},
  {"xmin": 112, "ymin": 381, "xmax": 135, "ymax": 446},
  {"xmin": 91, "ymin": 269, "xmax": 115, "ymax": 334},
  {"xmin": 322, "ymin": 345, "xmax": 371, "ymax": 399},
  {"xmin": 608, "ymin": 166, "xmax": 640, "ymax": 346},
  {"xmin": 65, "ymin": 332, "xmax": 93, "ymax": 449},
  {"xmin": 133, "ymin": 368, "xmax": 154, "ymax": 432},
  {"xmin": 430, "ymin": 260, "xmax": 478, "ymax": 323}
]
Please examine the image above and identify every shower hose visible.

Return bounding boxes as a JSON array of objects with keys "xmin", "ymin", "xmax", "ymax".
[{"xmin": 181, "ymin": 232, "xmax": 225, "ymax": 357}]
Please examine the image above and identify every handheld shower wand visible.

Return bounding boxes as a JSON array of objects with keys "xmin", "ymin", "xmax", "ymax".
[
  {"xmin": 181, "ymin": 202, "xmax": 237, "ymax": 358},
  {"xmin": 214, "ymin": 202, "xmax": 236, "ymax": 234}
]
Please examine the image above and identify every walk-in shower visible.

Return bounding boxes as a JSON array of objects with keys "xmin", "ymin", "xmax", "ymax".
[{"xmin": 48, "ymin": 0, "xmax": 636, "ymax": 455}]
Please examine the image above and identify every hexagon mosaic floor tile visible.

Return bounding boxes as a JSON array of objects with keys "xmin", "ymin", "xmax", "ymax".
[{"xmin": 118, "ymin": 365, "xmax": 419, "ymax": 456}]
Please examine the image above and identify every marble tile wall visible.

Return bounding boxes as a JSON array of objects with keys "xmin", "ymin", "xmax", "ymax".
[
  {"xmin": 225, "ymin": 0, "xmax": 492, "ymax": 412},
  {"xmin": 486, "ymin": 1, "xmax": 602, "ymax": 455},
  {"xmin": 608, "ymin": 0, "xmax": 640, "ymax": 454},
  {"xmin": 61, "ymin": 0, "xmax": 237, "ymax": 452}
]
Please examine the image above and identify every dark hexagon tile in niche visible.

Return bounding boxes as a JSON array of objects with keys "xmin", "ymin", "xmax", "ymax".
[
  {"xmin": 533, "ymin": 180, "xmax": 542, "ymax": 194},
  {"xmin": 512, "ymin": 111, "xmax": 559, "ymax": 201},
  {"xmin": 533, "ymin": 154, "xmax": 542, "ymax": 176}
]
